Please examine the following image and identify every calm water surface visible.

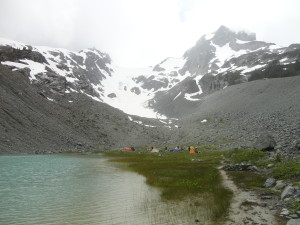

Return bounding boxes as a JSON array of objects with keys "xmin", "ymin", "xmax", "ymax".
[{"xmin": 0, "ymin": 154, "xmax": 207, "ymax": 225}]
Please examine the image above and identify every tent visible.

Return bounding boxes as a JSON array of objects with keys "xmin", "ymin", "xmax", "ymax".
[
  {"xmin": 151, "ymin": 148, "xmax": 159, "ymax": 153},
  {"xmin": 189, "ymin": 146, "xmax": 196, "ymax": 154}
]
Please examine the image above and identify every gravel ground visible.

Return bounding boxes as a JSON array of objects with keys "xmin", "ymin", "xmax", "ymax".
[{"xmin": 169, "ymin": 76, "xmax": 300, "ymax": 156}]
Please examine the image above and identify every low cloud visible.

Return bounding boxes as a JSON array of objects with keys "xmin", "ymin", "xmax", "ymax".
[{"xmin": 0, "ymin": 0, "xmax": 299, "ymax": 67}]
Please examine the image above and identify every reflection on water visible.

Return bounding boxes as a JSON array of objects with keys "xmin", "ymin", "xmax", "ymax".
[{"xmin": 0, "ymin": 154, "xmax": 208, "ymax": 225}]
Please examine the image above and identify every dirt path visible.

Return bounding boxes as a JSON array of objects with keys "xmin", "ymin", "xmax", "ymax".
[{"xmin": 219, "ymin": 169, "xmax": 278, "ymax": 225}]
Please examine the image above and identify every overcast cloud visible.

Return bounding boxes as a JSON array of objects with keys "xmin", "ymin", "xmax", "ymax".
[{"xmin": 0, "ymin": 0, "xmax": 299, "ymax": 67}]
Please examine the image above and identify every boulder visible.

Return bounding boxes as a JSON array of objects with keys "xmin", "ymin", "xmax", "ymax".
[
  {"xmin": 287, "ymin": 219, "xmax": 300, "ymax": 225},
  {"xmin": 264, "ymin": 178, "xmax": 276, "ymax": 188},
  {"xmin": 280, "ymin": 208, "xmax": 290, "ymax": 217},
  {"xmin": 281, "ymin": 186, "xmax": 297, "ymax": 200},
  {"xmin": 292, "ymin": 140, "xmax": 300, "ymax": 151},
  {"xmin": 253, "ymin": 133, "xmax": 276, "ymax": 151},
  {"xmin": 107, "ymin": 93, "xmax": 117, "ymax": 98},
  {"xmin": 274, "ymin": 180, "xmax": 287, "ymax": 190}
]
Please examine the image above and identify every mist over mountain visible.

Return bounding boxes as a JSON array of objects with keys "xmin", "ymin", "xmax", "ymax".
[{"xmin": 0, "ymin": 25, "xmax": 299, "ymax": 155}]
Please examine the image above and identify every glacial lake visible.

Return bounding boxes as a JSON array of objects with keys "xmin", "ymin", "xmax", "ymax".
[{"xmin": 0, "ymin": 154, "xmax": 208, "ymax": 225}]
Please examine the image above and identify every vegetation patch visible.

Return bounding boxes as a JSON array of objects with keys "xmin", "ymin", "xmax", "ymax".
[
  {"xmin": 272, "ymin": 161, "xmax": 300, "ymax": 180},
  {"xmin": 223, "ymin": 148, "xmax": 267, "ymax": 164},
  {"xmin": 105, "ymin": 150, "xmax": 232, "ymax": 222},
  {"xmin": 223, "ymin": 149, "xmax": 267, "ymax": 189},
  {"xmin": 227, "ymin": 171, "xmax": 266, "ymax": 189}
]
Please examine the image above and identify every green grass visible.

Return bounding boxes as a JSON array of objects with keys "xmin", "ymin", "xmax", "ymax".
[
  {"xmin": 105, "ymin": 151, "xmax": 232, "ymax": 222},
  {"xmin": 223, "ymin": 148, "xmax": 267, "ymax": 164},
  {"xmin": 227, "ymin": 171, "xmax": 266, "ymax": 189},
  {"xmin": 222, "ymin": 148, "xmax": 300, "ymax": 188},
  {"xmin": 272, "ymin": 161, "xmax": 300, "ymax": 180},
  {"xmin": 222, "ymin": 149, "xmax": 267, "ymax": 189},
  {"xmin": 289, "ymin": 200, "xmax": 300, "ymax": 214}
]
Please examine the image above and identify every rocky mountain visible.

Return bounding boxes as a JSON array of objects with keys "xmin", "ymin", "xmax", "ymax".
[
  {"xmin": 0, "ymin": 25, "xmax": 300, "ymax": 154},
  {"xmin": 1, "ymin": 26, "xmax": 299, "ymax": 119},
  {"xmin": 0, "ymin": 38, "xmax": 187, "ymax": 118},
  {"xmin": 149, "ymin": 26, "xmax": 300, "ymax": 117},
  {"xmin": 0, "ymin": 63, "xmax": 176, "ymax": 154}
]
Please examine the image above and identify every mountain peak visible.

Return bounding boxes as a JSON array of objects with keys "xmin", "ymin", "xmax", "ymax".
[
  {"xmin": 215, "ymin": 25, "xmax": 232, "ymax": 34},
  {"xmin": 212, "ymin": 25, "xmax": 256, "ymax": 46}
]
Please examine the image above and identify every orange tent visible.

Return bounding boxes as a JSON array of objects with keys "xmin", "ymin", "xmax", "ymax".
[
  {"xmin": 125, "ymin": 148, "xmax": 131, "ymax": 152},
  {"xmin": 189, "ymin": 146, "xmax": 196, "ymax": 154}
]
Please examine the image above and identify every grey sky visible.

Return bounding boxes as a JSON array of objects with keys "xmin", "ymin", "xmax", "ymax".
[{"xmin": 0, "ymin": 0, "xmax": 299, "ymax": 67}]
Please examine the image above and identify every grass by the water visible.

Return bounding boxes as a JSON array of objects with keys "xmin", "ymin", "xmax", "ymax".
[
  {"xmin": 75, "ymin": 146, "xmax": 300, "ymax": 224},
  {"xmin": 105, "ymin": 150, "xmax": 232, "ymax": 223}
]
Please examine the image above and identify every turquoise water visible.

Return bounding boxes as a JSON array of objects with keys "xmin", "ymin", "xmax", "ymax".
[{"xmin": 0, "ymin": 154, "xmax": 207, "ymax": 225}]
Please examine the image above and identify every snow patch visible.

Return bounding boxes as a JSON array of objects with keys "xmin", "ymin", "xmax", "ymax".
[
  {"xmin": 269, "ymin": 44, "xmax": 282, "ymax": 51},
  {"xmin": 173, "ymin": 92, "xmax": 181, "ymax": 101},
  {"xmin": 235, "ymin": 39, "xmax": 250, "ymax": 44},
  {"xmin": 1, "ymin": 60, "xmax": 46, "ymax": 81},
  {"xmin": 0, "ymin": 37, "xmax": 27, "ymax": 49},
  {"xmin": 47, "ymin": 97, "xmax": 55, "ymax": 102},
  {"xmin": 211, "ymin": 43, "xmax": 237, "ymax": 67},
  {"xmin": 241, "ymin": 64, "xmax": 266, "ymax": 74},
  {"xmin": 101, "ymin": 64, "xmax": 168, "ymax": 118},
  {"xmin": 128, "ymin": 116, "xmax": 157, "ymax": 128},
  {"xmin": 205, "ymin": 33, "xmax": 215, "ymax": 40},
  {"xmin": 184, "ymin": 93, "xmax": 202, "ymax": 101}
]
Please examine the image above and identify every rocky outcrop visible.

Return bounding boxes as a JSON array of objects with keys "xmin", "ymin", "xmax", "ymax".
[
  {"xmin": 0, "ymin": 45, "xmax": 48, "ymax": 64},
  {"xmin": 253, "ymin": 134, "xmax": 276, "ymax": 151}
]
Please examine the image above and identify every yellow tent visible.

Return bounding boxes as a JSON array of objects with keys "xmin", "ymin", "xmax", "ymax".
[{"xmin": 189, "ymin": 146, "xmax": 196, "ymax": 154}]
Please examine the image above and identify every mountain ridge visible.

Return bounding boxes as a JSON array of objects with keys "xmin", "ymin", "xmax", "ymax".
[
  {"xmin": 1, "ymin": 26, "xmax": 300, "ymax": 119},
  {"xmin": 0, "ymin": 26, "xmax": 300, "ymax": 154}
]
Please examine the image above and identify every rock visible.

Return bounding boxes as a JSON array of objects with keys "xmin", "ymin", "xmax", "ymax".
[
  {"xmin": 280, "ymin": 208, "xmax": 290, "ymax": 216},
  {"xmin": 287, "ymin": 219, "xmax": 300, "ymax": 225},
  {"xmin": 274, "ymin": 180, "xmax": 287, "ymax": 190},
  {"xmin": 267, "ymin": 163, "xmax": 274, "ymax": 168},
  {"xmin": 253, "ymin": 133, "xmax": 276, "ymax": 151},
  {"xmin": 224, "ymin": 163, "xmax": 257, "ymax": 171},
  {"xmin": 244, "ymin": 199, "xmax": 259, "ymax": 206},
  {"xmin": 107, "ymin": 93, "xmax": 117, "ymax": 98},
  {"xmin": 281, "ymin": 186, "xmax": 297, "ymax": 200},
  {"xmin": 260, "ymin": 202, "xmax": 268, "ymax": 207},
  {"xmin": 261, "ymin": 195, "xmax": 272, "ymax": 199},
  {"xmin": 292, "ymin": 140, "xmax": 300, "ymax": 151},
  {"xmin": 264, "ymin": 178, "xmax": 277, "ymax": 188},
  {"xmin": 249, "ymin": 165, "xmax": 258, "ymax": 171}
]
